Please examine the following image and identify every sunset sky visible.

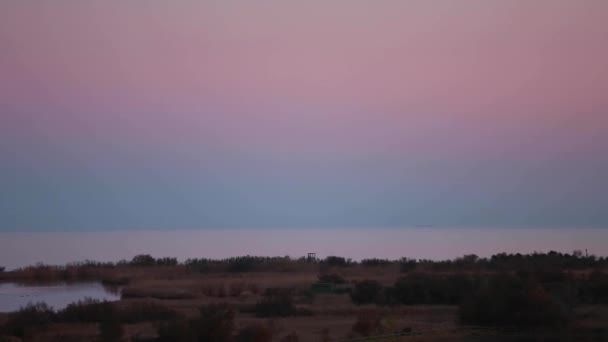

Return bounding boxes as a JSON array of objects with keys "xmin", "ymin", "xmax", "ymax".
[{"xmin": 1, "ymin": 1, "xmax": 607, "ymax": 230}]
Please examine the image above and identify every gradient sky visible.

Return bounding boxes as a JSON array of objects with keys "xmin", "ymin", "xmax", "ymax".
[{"xmin": 1, "ymin": 1, "xmax": 607, "ymax": 231}]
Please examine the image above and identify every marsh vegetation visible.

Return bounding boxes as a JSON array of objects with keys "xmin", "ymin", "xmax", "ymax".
[{"xmin": 1, "ymin": 252, "xmax": 608, "ymax": 341}]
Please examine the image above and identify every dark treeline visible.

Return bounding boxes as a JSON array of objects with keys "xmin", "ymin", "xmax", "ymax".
[
  {"xmin": 2, "ymin": 250, "xmax": 607, "ymax": 279},
  {"xmin": 350, "ymin": 270, "xmax": 608, "ymax": 324}
]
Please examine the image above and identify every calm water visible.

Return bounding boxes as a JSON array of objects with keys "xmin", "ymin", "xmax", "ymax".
[
  {"xmin": 1, "ymin": 228, "xmax": 607, "ymax": 270},
  {"xmin": 0, "ymin": 282, "xmax": 120, "ymax": 312}
]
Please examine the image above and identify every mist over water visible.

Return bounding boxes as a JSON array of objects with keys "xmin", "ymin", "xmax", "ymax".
[{"xmin": 1, "ymin": 228, "xmax": 606, "ymax": 270}]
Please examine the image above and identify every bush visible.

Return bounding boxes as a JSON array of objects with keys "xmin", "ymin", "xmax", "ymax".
[
  {"xmin": 361, "ymin": 259, "xmax": 391, "ymax": 267},
  {"xmin": 57, "ymin": 298, "xmax": 113, "ymax": 323},
  {"xmin": 323, "ymin": 256, "xmax": 352, "ymax": 267},
  {"xmin": 227, "ymin": 256, "xmax": 258, "ymax": 272},
  {"xmin": 459, "ymin": 275, "xmax": 570, "ymax": 327},
  {"xmin": 155, "ymin": 257, "xmax": 178, "ymax": 266},
  {"xmin": 399, "ymin": 258, "xmax": 417, "ymax": 272},
  {"xmin": 388, "ymin": 273, "xmax": 476, "ymax": 305},
  {"xmin": 184, "ymin": 258, "xmax": 214, "ymax": 273},
  {"xmin": 350, "ymin": 280, "xmax": 383, "ymax": 305},
  {"xmin": 1, "ymin": 302, "xmax": 55, "ymax": 338},
  {"xmin": 318, "ymin": 273, "xmax": 346, "ymax": 284},
  {"xmin": 131, "ymin": 254, "xmax": 157, "ymax": 266},
  {"xmin": 255, "ymin": 288, "xmax": 298, "ymax": 317}
]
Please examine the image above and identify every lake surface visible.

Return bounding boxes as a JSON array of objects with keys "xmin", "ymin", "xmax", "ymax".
[
  {"xmin": 0, "ymin": 282, "xmax": 120, "ymax": 312},
  {"xmin": 1, "ymin": 228, "xmax": 607, "ymax": 270}
]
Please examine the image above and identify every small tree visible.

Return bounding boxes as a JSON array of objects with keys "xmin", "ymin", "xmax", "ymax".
[{"xmin": 130, "ymin": 254, "xmax": 156, "ymax": 266}]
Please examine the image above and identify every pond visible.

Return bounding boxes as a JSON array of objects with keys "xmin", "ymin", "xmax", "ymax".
[{"xmin": 0, "ymin": 282, "xmax": 120, "ymax": 312}]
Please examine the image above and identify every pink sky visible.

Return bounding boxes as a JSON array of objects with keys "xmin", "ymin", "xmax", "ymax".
[{"xmin": 1, "ymin": 1, "xmax": 607, "ymax": 230}]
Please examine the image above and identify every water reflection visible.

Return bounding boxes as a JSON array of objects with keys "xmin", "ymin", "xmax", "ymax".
[{"xmin": 0, "ymin": 282, "xmax": 120, "ymax": 312}]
